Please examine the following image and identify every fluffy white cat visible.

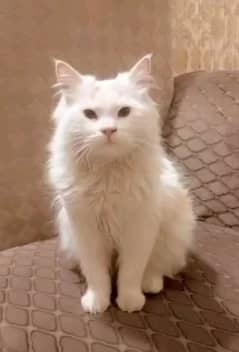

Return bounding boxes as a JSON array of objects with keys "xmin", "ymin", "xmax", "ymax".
[{"xmin": 48, "ymin": 55, "xmax": 195, "ymax": 313}]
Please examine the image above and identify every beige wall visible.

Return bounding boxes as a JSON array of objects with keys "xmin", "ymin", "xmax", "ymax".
[
  {"xmin": 0, "ymin": 1, "xmax": 172, "ymax": 249},
  {"xmin": 171, "ymin": 0, "xmax": 239, "ymax": 75}
]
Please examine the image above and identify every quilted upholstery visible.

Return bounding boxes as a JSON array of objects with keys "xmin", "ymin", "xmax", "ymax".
[
  {"xmin": 164, "ymin": 71, "xmax": 239, "ymax": 229},
  {"xmin": 0, "ymin": 222, "xmax": 238, "ymax": 352}
]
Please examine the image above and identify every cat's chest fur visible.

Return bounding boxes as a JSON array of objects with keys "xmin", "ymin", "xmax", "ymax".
[{"xmin": 76, "ymin": 157, "xmax": 156, "ymax": 240}]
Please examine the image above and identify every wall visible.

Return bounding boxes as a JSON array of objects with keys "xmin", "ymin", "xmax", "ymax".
[
  {"xmin": 0, "ymin": 1, "xmax": 172, "ymax": 249},
  {"xmin": 171, "ymin": 0, "xmax": 239, "ymax": 75}
]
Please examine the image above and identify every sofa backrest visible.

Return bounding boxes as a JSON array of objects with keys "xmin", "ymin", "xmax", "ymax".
[{"xmin": 164, "ymin": 71, "xmax": 239, "ymax": 229}]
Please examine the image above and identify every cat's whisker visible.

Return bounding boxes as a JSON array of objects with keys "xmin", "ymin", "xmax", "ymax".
[
  {"xmin": 53, "ymin": 90, "xmax": 64, "ymax": 97},
  {"xmin": 52, "ymin": 82, "xmax": 65, "ymax": 89},
  {"xmin": 133, "ymin": 141, "xmax": 160, "ymax": 152},
  {"xmin": 73, "ymin": 145, "xmax": 89, "ymax": 158},
  {"xmin": 72, "ymin": 141, "xmax": 93, "ymax": 166},
  {"xmin": 119, "ymin": 131, "xmax": 159, "ymax": 151},
  {"xmin": 133, "ymin": 138, "xmax": 159, "ymax": 149}
]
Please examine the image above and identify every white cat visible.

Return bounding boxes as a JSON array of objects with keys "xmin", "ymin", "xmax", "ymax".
[{"xmin": 48, "ymin": 55, "xmax": 195, "ymax": 313}]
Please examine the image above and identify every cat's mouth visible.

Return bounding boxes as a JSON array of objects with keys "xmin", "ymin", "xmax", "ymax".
[
  {"xmin": 103, "ymin": 135, "xmax": 116, "ymax": 145},
  {"xmin": 105, "ymin": 138, "xmax": 114, "ymax": 144}
]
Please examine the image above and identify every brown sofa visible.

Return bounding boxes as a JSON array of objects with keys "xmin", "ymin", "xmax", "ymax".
[{"xmin": 0, "ymin": 71, "xmax": 238, "ymax": 351}]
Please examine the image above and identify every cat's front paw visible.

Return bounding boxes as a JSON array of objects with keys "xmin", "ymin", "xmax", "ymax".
[
  {"xmin": 117, "ymin": 290, "xmax": 145, "ymax": 312},
  {"xmin": 81, "ymin": 288, "xmax": 110, "ymax": 314}
]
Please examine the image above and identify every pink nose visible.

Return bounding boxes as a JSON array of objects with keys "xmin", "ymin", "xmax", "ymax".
[{"xmin": 101, "ymin": 127, "xmax": 117, "ymax": 138}]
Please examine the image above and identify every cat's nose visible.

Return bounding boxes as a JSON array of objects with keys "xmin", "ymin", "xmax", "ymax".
[{"xmin": 101, "ymin": 127, "xmax": 117, "ymax": 138}]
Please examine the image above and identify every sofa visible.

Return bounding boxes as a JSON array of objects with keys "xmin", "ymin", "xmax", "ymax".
[{"xmin": 0, "ymin": 71, "xmax": 238, "ymax": 351}]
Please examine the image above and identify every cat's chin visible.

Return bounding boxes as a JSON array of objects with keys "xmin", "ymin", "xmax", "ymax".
[
  {"xmin": 98, "ymin": 147, "xmax": 126, "ymax": 160},
  {"xmin": 94, "ymin": 141, "xmax": 132, "ymax": 161}
]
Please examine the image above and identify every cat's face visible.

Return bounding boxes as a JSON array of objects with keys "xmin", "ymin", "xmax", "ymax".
[{"xmin": 53, "ymin": 55, "xmax": 159, "ymax": 162}]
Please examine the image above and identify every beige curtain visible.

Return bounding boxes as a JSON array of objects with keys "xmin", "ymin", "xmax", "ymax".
[
  {"xmin": 0, "ymin": 1, "xmax": 172, "ymax": 249},
  {"xmin": 171, "ymin": 0, "xmax": 239, "ymax": 75}
]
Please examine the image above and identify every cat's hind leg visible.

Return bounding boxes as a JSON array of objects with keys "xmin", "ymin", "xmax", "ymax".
[
  {"xmin": 142, "ymin": 264, "xmax": 164, "ymax": 294},
  {"xmin": 143, "ymin": 189, "xmax": 195, "ymax": 293}
]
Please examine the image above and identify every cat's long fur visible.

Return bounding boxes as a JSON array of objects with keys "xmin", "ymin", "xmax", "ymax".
[{"xmin": 48, "ymin": 55, "xmax": 195, "ymax": 313}]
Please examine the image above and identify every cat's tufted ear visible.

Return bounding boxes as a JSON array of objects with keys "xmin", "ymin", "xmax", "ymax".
[
  {"xmin": 129, "ymin": 54, "xmax": 155, "ymax": 90},
  {"xmin": 54, "ymin": 59, "xmax": 82, "ymax": 95}
]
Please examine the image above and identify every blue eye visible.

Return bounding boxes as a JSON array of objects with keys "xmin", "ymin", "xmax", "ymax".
[
  {"xmin": 118, "ymin": 106, "xmax": 131, "ymax": 118},
  {"xmin": 83, "ymin": 109, "xmax": 98, "ymax": 119}
]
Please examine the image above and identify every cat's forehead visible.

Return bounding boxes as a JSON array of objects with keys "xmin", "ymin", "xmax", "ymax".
[
  {"xmin": 96, "ymin": 76, "xmax": 129, "ymax": 97},
  {"xmin": 80, "ymin": 74, "xmax": 134, "ymax": 106}
]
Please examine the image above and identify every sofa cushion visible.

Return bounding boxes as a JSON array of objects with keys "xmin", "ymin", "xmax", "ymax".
[
  {"xmin": 164, "ymin": 71, "xmax": 239, "ymax": 230},
  {"xmin": 0, "ymin": 222, "xmax": 238, "ymax": 351}
]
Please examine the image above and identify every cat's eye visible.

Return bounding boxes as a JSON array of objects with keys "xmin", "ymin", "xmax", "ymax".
[
  {"xmin": 83, "ymin": 109, "xmax": 98, "ymax": 119},
  {"xmin": 118, "ymin": 106, "xmax": 131, "ymax": 118}
]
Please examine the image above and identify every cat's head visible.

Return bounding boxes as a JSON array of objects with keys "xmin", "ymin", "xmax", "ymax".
[{"xmin": 53, "ymin": 55, "xmax": 160, "ymax": 162}]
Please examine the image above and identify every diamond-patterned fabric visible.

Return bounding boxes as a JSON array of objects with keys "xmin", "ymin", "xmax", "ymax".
[
  {"xmin": 0, "ymin": 222, "xmax": 238, "ymax": 351},
  {"xmin": 164, "ymin": 71, "xmax": 239, "ymax": 229}
]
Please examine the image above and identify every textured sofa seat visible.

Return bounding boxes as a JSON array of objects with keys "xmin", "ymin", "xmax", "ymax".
[
  {"xmin": 0, "ymin": 223, "xmax": 238, "ymax": 352},
  {"xmin": 0, "ymin": 72, "xmax": 239, "ymax": 352}
]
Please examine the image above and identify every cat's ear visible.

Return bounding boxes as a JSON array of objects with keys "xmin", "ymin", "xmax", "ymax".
[
  {"xmin": 54, "ymin": 59, "xmax": 82, "ymax": 95},
  {"xmin": 129, "ymin": 54, "xmax": 155, "ymax": 89}
]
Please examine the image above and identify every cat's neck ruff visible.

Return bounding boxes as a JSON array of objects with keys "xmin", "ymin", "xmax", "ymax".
[{"xmin": 74, "ymin": 141, "xmax": 161, "ymax": 176}]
